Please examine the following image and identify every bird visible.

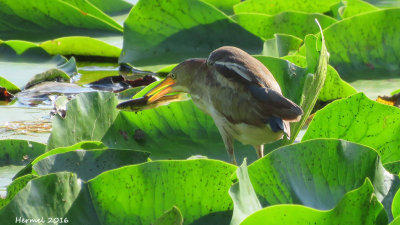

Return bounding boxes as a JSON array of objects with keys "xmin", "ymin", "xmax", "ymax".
[{"xmin": 141, "ymin": 46, "xmax": 303, "ymax": 164}]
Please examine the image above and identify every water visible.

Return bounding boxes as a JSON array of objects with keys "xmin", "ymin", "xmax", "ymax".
[{"xmin": 349, "ymin": 78, "xmax": 400, "ymax": 99}]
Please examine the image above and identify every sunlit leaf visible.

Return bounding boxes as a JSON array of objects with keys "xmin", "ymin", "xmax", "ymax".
[
  {"xmin": 0, "ymin": 76, "xmax": 20, "ymax": 94},
  {"xmin": 0, "ymin": 140, "xmax": 45, "ymax": 167},
  {"xmin": 88, "ymin": 160, "xmax": 236, "ymax": 225},
  {"xmin": 240, "ymin": 179, "xmax": 387, "ymax": 225},
  {"xmin": 234, "ymin": 0, "xmax": 340, "ymax": 15},
  {"xmin": 303, "ymin": 93, "xmax": 400, "ymax": 170},
  {"xmin": 0, "ymin": 0, "xmax": 122, "ymax": 41},
  {"xmin": 120, "ymin": 0, "xmax": 262, "ymax": 68}
]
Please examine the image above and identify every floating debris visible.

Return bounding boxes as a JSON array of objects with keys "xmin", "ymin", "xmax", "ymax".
[{"xmin": 0, "ymin": 120, "xmax": 52, "ymax": 134}]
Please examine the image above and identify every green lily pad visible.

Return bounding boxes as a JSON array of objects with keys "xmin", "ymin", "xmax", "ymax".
[
  {"xmin": 0, "ymin": 0, "xmax": 122, "ymax": 41},
  {"xmin": 240, "ymin": 179, "xmax": 387, "ymax": 225},
  {"xmin": 248, "ymin": 139, "xmax": 394, "ymax": 209},
  {"xmin": 0, "ymin": 160, "xmax": 236, "ymax": 224},
  {"xmin": 47, "ymin": 92, "xmax": 119, "ymax": 150},
  {"xmin": 0, "ymin": 172, "xmax": 97, "ymax": 224},
  {"xmin": 262, "ymin": 34, "xmax": 303, "ymax": 58},
  {"xmin": 88, "ymin": 159, "xmax": 236, "ymax": 225},
  {"xmin": 0, "ymin": 76, "xmax": 20, "ymax": 94},
  {"xmin": 106, "ymin": 98, "xmax": 257, "ymax": 162},
  {"xmin": 302, "ymin": 93, "xmax": 400, "ymax": 168},
  {"xmin": 0, "ymin": 174, "xmax": 37, "ymax": 209},
  {"xmin": 120, "ymin": 0, "xmax": 263, "ymax": 67},
  {"xmin": 234, "ymin": 0, "xmax": 340, "ymax": 15},
  {"xmin": 321, "ymin": 8, "xmax": 400, "ymax": 77},
  {"xmin": 0, "ymin": 139, "xmax": 45, "ymax": 167},
  {"xmin": 0, "ymin": 40, "xmax": 39, "ymax": 55},
  {"xmin": 0, "ymin": 40, "xmax": 49, "ymax": 60},
  {"xmin": 40, "ymin": 36, "xmax": 121, "ymax": 59},
  {"xmin": 13, "ymin": 141, "xmax": 107, "ymax": 179},
  {"xmin": 233, "ymin": 12, "xmax": 336, "ymax": 40},
  {"xmin": 33, "ymin": 148, "xmax": 150, "ymax": 181},
  {"xmin": 24, "ymin": 69, "xmax": 71, "ymax": 89}
]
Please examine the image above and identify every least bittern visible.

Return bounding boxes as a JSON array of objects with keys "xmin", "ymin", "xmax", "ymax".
[{"xmin": 123, "ymin": 46, "xmax": 303, "ymax": 164}]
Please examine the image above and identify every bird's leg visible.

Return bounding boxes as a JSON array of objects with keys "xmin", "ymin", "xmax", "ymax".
[
  {"xmin": 253, "ymin": 145, "xmax": 264, "ymax": 158},
  {"xmin": 217, "ymin": 126, "xmax": 237, "ymax": 165}
]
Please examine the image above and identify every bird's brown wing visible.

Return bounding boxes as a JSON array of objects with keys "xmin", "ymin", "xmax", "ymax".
[
  {"xmin": 247, "ymin": 85, "xmax": 303, "ymax": 121},
  {"xmin": 207, "ymin": 46, "xmax": 279, "ymax": 89},
  {"xmin": 210, "ymin": 81, "xmax": 302, "ymax": 125},
  {"xmin": 207, "ymin": 46, "xmax": 303, "ymax": 127}
]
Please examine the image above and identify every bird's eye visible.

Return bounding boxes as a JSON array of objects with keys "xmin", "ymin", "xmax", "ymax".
[{"xmin": 170, "ymin": 73, "xmax": 176, "ymax": 79}]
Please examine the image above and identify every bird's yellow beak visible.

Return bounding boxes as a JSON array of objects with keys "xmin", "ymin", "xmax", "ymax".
[{"xmin": 145, "ymin": 77, "xmax": 176, "ymax": 103}]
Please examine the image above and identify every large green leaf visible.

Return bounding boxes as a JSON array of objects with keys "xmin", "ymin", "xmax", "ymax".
[
  {"xmin": 0, "ymin": 40, "xmax": 40, "ymax": 55},
  {"xmin": 13, "ymin": 141, "xmax": 106, "ymax": 179},
  {"xmin": 40, "ymin": 36, "xmax": 121, "ymax": 59},
  {"xmin": 302, "ymin": 93, "xmax": 400, "ymax": 168},
  {"xmin": 33, "ymin": 148, "xmax": 150, "ymax": 181},
  {"xmin": 247, "ymin": 139, "xmax": 396, "ymax": 212},
  {"xmin": 0, "ymin": 0, "xmax": 122, "ymax": 41},
  {"xmin": 0, "ymin": 40, "xmax": 50, "ymax": 60},
  {"xmin": 234, "ymin": 0, "xmax": 340, "ymax": 15},
  {"xmin": 120, "ymin": 0, "xmax": 263, "ymax": 68},
  {"xmin": 105, "ymin": 99, "xmax": 257, "ymax": 162},
  {"xmin": 88, "ymin": 160, "xmax": 236, "ymax": 225},
  {"xmin": 240, "ymin": 179, "xmax": 387, "ymax": 225},
  {"xmin": 282, "ymin": 55, "xmax": 357, "ymax": 102},
  {"xmin": 0, "ymin": 172, "xmax": 85, "ymax": 223},
  {"xmin": 233, "ymin": 12, "xmax": 336, "ymax": 40},
  {"xmin": 47, "ymin": 92, "xmax": 119, "ymax": 150},
  {"xmin": 0, "ymin": 140, "xmax": 45, "ymax": 166},
  {"xmin": 321, "ymin": 8, "xmax": 400, "ymax": 77},
  {"xmin": 0, "ymin": 174, "xmax": 37, "ymax": 209},
  {"xmin": 1, "ymin": 37, "xmax": 120, "ymax": 61}
]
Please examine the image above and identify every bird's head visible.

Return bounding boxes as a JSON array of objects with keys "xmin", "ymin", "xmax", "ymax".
[{"xmin": 145, "ymin": 58, "xmax": 204, "ymax": 103}]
